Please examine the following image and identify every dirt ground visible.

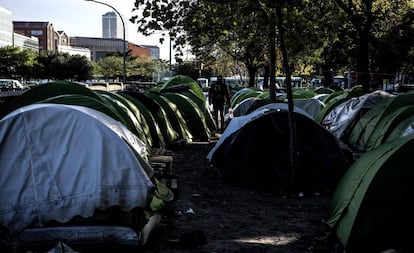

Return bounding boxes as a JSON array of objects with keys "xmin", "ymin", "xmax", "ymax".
[{"xmin": 142, "ymin": 135, "xmax": 341, "ymax": 253}]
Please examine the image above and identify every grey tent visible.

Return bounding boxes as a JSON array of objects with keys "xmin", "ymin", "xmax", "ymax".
[
  {"xmin": 207, "ymin": 103, "xmax": 352, "ymax": 193},
  {"xmin": 0, "ymin": 104, "xmax": 172, "ymax": 245},
  {"xmin": 321, "ymin": 90, "xmax": 393, "ymax": 141}
]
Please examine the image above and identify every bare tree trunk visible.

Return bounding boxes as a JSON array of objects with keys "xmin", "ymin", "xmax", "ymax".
[{"xmin": 276, "ymin": 4, "xmax": 298, "ymax": 189}]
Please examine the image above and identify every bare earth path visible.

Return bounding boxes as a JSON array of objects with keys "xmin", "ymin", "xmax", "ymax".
[{"xmin": 143, "ymin": 137, "xmax": 339, "ymax": 253}]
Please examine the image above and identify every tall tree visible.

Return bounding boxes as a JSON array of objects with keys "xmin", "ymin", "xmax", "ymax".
[
  {"xmin": 131, "ymin": 0, "xmax": 413, "ymax": 91},
  {"xmin": 370, "ymin": 1, "xmax": 414, "ymax": 77},
  {"xmin": 186, "ymin": 0, "xmax": 268, "ymax": 86},
  {"xmin": 132, "ymin": 0, "xmax": 268, "ymax": 86},
  {"xmin": 332, "ymin": 0, "xmax": 414, "ymax": 92}
]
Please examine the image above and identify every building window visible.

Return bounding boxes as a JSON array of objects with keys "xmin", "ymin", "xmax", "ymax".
[{"xmin": 31, "ymin": 30, "xmax": 43, "ymax": 36}]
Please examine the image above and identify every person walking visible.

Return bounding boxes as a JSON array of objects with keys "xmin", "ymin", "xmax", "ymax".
[{"xmin": 208, "ymin": 76, "xmax": 230, "ymax": 132}]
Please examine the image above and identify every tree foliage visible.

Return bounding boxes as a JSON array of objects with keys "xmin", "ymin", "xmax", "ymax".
[
  {"xmin": 0, "ymin": 47, "xmax": 93, "ymax": 81},
  {"xmin": 129, "ymin": 56, "xmax": 167, "ymax": 81},
  {"xmin": 133, "ymin": 0, "xmax": 414, "ymax": 93},
  {"xmin": 95, "ymin": 55, "xmax": 123, "ymax": 80},
  {"xmin": 93, "ymin": 54, "xmax": 167, "ymax": 82},
  {"xmin": 35, "ymin": 52, "xmax": 93, "ymax": 81},
  {"xmin": 0, "ymin": 46, "xmax": 37, "ymax": 79}
]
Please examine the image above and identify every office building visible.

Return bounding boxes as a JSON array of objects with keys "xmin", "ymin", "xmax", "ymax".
[
  {"xmin": 13, "ymin": 33, "xmax": 39, "ymax": 52},
  {"xmin": 0, "ymin": 6, "xmax": 13, "ymax": 47},
  {"xmin": 102, "ymin": 11, "xmax": 128, "ymax": 40},
  {"xmin": 0, "ymin": 6, "xmax": 39, "ymax": 52},
  {"xmin": 70, "ymin": 36, "xmax": 126, "ymax": 61}
]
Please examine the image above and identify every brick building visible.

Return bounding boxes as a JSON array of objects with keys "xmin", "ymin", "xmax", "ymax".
[{"xmin": 13, "ymin": 21, "xmax": 54, "ymax": 51}]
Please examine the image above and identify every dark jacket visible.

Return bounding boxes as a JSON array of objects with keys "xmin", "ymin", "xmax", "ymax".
[{"xmin": 209, "ymin": 79, "xmax": 230, "ymax": 106}]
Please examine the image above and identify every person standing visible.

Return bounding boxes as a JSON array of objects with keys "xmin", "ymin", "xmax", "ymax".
[{"xmin": 208, "ymin": 76, "xmax": 230, "ymax": 132}]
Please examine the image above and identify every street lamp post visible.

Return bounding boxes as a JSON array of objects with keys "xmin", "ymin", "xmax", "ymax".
[
  {"xmin": 85, "ymin": 0, "xmax": 126, "ymax": 83},
  {"xmin": 169, "ymin": 35, "xmax": 172, "ymax": 72}
]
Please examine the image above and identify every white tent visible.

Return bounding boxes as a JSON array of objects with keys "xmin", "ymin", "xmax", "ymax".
[{"xmin": 0, "ymin": 103, "xmax": 154, "ymax": 234}]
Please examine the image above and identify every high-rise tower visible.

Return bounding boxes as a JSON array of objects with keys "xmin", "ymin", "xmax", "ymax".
[{"xmin": 102, "ymin": 11, "xmax": 124, "ymax": 39}]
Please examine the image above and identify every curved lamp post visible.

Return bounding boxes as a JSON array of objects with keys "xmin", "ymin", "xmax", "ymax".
[{"xmin": 85, "ymin": 0, "xmax": 126, "ymax": 83}]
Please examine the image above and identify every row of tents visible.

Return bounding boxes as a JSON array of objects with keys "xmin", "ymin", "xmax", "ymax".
[
  {"xmin": 0, "ymin": 75, "xmax": 216, "ymax": 249},
  {"xmin": 213, "ymin": 84, "xmax": 414, "ymax": 252},
  {"xmin": 2, "ymin": 73, "xmax": 414, "ymax": 251}
]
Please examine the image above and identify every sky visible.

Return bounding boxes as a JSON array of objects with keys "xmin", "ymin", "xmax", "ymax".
[{"xmin": 1, "ymin": 0, "xmax": 174, "ymax": 61}]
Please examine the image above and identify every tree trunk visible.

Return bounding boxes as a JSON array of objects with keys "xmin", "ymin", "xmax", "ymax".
[
  {"xmin": 276, "ymin": 4, "xmax": 298, "ymax": 190},
  {"xmin": 356, "ymin": 30, "xmax": 371, "ymax": 94},
  {"xmin": 247, "ymin": 65, "xmax": 257, "ymax": 87},
  {"xmin": 263, "ymin": 63, "xmax": 270, "ymax": 89},
  {"xmin": 322, "ymin": 68, "xmax": 334, "ymax": 88},
  {"xmin": 268, "ymin": 24, "xmax": 277, "ymax": 102}
]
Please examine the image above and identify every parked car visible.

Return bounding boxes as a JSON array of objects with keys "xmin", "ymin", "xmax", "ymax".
[
  {"xmin": 310, "ymin": 78, "xmax": 323, "ymax": 87},
  {"xmin": 196, "ymin": 77, "xmax": 209, "ymax": 89},
  {"xmin": 0, "ymin": 79, "xmax": 25, "ymax": 91}
]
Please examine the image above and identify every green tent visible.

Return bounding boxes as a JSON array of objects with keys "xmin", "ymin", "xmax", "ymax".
[
  {"xmin": 144, "ymin": 91, "xmax": 193, "ymax": 144},
  {"xmin": 316, "ymin": 86, "xmax": 363, "ymax": 123},
  {"xmin": 174, "ymin": 89, "xmax": 216, "ymax": 134},
  {"xmin": 230, "ymin": 89, "xmax": 263, "ymax": 108},
  {"xmin": 161, "ymin": 92, "xmax": 211, "ymax": 141},
  {"xmin": 291, "ymin": 87, "xmax": 318, "ymax": 98},
  {"xmin": 348, "ymin": 92, "xmax": 414, "ymax": 152},
  {"xmin": 119, "ymin": 90, "xmax": 180, "ymax": 147},
  {"xmin": 326, "ymin": 134, "xmax": 414, "ymax": 252},
  {"xmin": 149, "ymin": 75, "xmax": 215, "ymax": 137},
  {"xmin": 95, "ymin": 90, "xmax": 158, "ymax": 148},
  {"xmin": 0, "ymin": 81, "xmax": 103, "ymax": 119},
  {"xmin": 156, "ymin": 74, "xmax": 205, "ymax": 101},
  {"xmin": 41, "ymin": 94, "xmax": 128, "ymax": 127},
  {"xmin": 0, "ymin": 81, "xmax": 148, "ymax": 144},
  {"xmin": 312, "ymin": 86, "xmax": 335, "ymax": 94},
  {"xmin": 385, "ymin": 114, "xmax": 414, "ymax": 142}
]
